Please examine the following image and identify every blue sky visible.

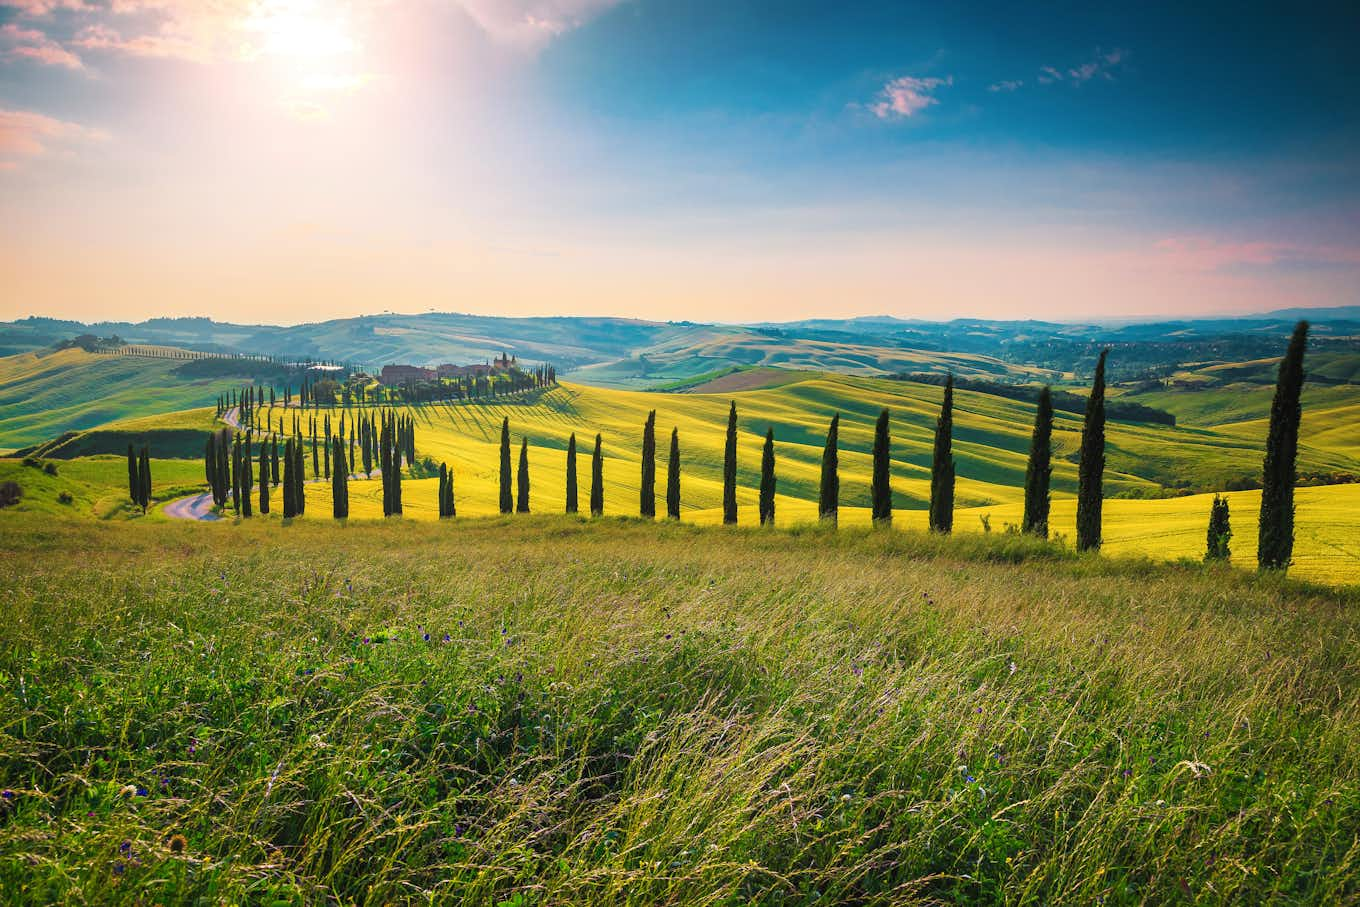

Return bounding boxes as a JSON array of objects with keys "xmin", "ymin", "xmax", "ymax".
[{"xmin": 1, "ymin": 0, "xmax": 1357, "ymax": 323}]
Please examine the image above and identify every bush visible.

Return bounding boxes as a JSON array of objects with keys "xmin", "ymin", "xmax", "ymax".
[
  {"xmin": 43, "ymin": 462, "xmax": 58, "ymax": 476},
  {"xmin": 21, "ymin": 456, "xmax": 41, "ymax": 469},
  {"xmin": 0, "ymin": 481, "xmax": 20, "ymax": 508},
  {"xmin": 57, "ymin": 491, "xmax": 73, "ymax": 505}
]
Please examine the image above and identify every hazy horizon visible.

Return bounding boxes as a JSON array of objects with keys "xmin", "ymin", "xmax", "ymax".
[{"xmin": 3, "ymin": 1, "xmax": 1357, "ymax": 325}]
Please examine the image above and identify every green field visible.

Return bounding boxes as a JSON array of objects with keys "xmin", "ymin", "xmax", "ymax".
[
  {"xmin": 0, "ymin": 349, "xmax": 238, "ymax": 453},
  {"xmin": 1, "ymin": 517, "xmax": 1357, "ymax": 904},
  {"xmin": 4, "ymin": 369, "xmax": 1358, "ymax": 585}
]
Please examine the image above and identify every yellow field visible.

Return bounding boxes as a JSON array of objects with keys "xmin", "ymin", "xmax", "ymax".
[{"xmin": 260, "ymin": 376, "xmax": 1360, "ymax": 587}]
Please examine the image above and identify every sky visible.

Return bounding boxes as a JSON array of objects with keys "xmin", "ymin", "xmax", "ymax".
[{"xmin": 1, "ymin": 0, "xmax": 1358, "ymax": 325}]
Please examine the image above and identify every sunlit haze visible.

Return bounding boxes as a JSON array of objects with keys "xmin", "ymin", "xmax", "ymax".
[{"xmin": 2, "ymin": 0, "xmax": 1357, "ymax": 324}]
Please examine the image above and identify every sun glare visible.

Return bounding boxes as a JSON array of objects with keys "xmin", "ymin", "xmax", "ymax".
[{"xmin": 241, "ymin": 0, "xmax": 369, "ymax": 115}]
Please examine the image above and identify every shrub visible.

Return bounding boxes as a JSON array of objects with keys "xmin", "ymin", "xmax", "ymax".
[
  {"xmin": 43, "ymin": 462, "xmax": 58, "ymax": 477},
  {"xmin": 57, "ymin": 491, "xmax": 73, "ymax": 505},
  {"xmin": 0, "ymin": 481, "xmax": 20, "ymax": 508}
]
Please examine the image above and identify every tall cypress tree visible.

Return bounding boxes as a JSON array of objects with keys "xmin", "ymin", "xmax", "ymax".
[
  {"xmin": 271, "ymin": 435, "xmax": 280, "ymax": 487},
  {"xmin": 137, "ymin": 445, "xmax": 151, "ymax": 512},
  {"xmin": 231, "ymin": 435, "xmax": 242, "ymax": 515},
  {"xmin": 380, "ymin": 417, "xmax": 392, "ymax": 516},
  {"xmin": 640, "ymin": 410, "xmax": 657, "ymax": 519},
  {"xmin": 759, "ymin": 426, "xmax": 776, "ymax": 526},
  {"xmin": 722, "ymin": 401, "xmax": 738, "ymax": 525},
  {"xmin": 1258, "ymin": 321, "xmax": 1308, "ymax": 571},
  {"xmin": 438, "ymin": 462, "xmax": 449, "ymax": 518},
  {"xmin": 241, "ymin": 434, "xmax": 253, "ymax": 518},
  {"xmin": 928, "ymin": 378, "xmax": 955, "ymax": 534},
  {"xmin": 391, "ymin": 421, "xmax": 403, "ymax": 515},
  {"xmin": 819, "ymin": 413, "xmax": 839, "ymax": 526},
  {"xmin": 323, "ymin": 415, "xmax": 331, "ymax": 480},
  {"xmin": 565, "ymin": 433, "xmax": 578, "ymax": 515},
  {"xmin": 311, "ymin": 419, "xmax": 319, "ymax": 478},
  {"xmin": 1076, "ymin": 350, "xmax": 1109, "ymax": 552},
  {"xmin": 871, "ymin": 408, "xmax": 891, "ymax": 527},
  {"xmin": 445, "ymin": 463, "xmax": 456, "ymax": 517},
  {"xmin": 202, "ymin": 437, "xmax": 214, "ymax": 502},
  {"xmin": 332, "ymin": 437, "xmax": 348, "ymax": 519},
  {"xmin": 283, "ymin": 438, "xmax": 296, "ymax": 517},
  {"xmin": 129, "ymin": 443, "xmax": 139, "ymax": 504},
  {"xmin": 590, "ymin": 433, "xmax": 604, "ymax": 517},
  {"xmin": 516, "ymin": 438, "xmax": 530, "ymax": 513},
  {"xmin": 1022, "ymin": 386, "xmax": 1054, "ymax": 538},
  {"xmin": 1205, "ymin": 495, "xmax": 1232, "ymax": 562},
  {"xmin": 666, "ymin": 427, "xmax": 680, "ymax": 520},
  {"xmin": 294, "ymin": 437, "xmax": 307, "ymax": 516},
  {"xmin": 499, "ymin": 417, "xmax": 513, "ymax": 514},
  {"xmin": 259, "ymin": 442, "xmax": 270, "ymax": 515}
]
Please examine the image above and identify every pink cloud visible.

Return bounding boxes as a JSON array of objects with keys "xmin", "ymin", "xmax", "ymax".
[
  {"xmin": 0, "ymin": 22, "xmax": 83, "ymax": 68},
  {"xmin": 0, "ymin": 107, "xmax": 105, "ymax": 168},
  {"xmin": 869, "ymin": 75, "xmax": 953, "ymax": 120},
  {"xmin": 988, "ymin": 79, "xmax": 1023, "ymax": 93}
]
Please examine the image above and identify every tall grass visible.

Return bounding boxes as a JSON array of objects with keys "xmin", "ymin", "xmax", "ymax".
[{"xmin": 1, "ymin": 516, "xmax": 1357, "ymax": 904}]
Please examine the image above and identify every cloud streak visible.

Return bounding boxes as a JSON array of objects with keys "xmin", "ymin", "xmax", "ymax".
[
  {"xmin": 0, "ymin": 107, "xmax": 104, "ymax": 169},
  {"xmin": 868, "ymin": 75, "xmax": 952, "ymax": 120},
  {"xmin": 1, "ymin": 22, "xmax": 82, "ymax": 67},
  {"xmin": 453, "ymin": 0, "xmax": 625, "ymax": 50}
]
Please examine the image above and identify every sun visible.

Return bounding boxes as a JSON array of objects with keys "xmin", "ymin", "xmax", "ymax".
[{"xmin": 241, "ymin": 0, "xmax": 370, "ymax": 112}]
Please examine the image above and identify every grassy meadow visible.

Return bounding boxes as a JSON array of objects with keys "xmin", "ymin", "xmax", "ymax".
[{"xmin": 2, "ymin": 517, "xmax": 1358, "ymax": 904}]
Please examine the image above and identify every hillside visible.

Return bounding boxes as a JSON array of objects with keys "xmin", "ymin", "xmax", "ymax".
[
  {"xmin": 6, "ymin": 372, "xmax": 1357, "ymax": 584},
  {"xmin": 2, "ymin": 517, "xmax": 1357, "ymax": 903},
  {"xmin": 0, "ymin": 349, "xmax": 263, "ymax": 452}
]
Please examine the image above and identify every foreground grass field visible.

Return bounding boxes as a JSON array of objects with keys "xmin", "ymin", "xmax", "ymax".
[{"xmin": 1, "ymin": 517, "xmax": 1357, "ymax": 904}]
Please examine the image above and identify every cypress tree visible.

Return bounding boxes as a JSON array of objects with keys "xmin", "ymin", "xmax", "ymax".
[
  {"xmin": 271, "ymin": 435, "xmax": 280, "ymax": 486},
  {"xmin": 871, "ymin": 408, "xmax": 891, "ymax": 527},
  {"xmin": 640, "ymin": 410, "xmax": 657, "ymax": 518},
  {"xmin": 311, "ymin": 419, "xmax": 319, "ymax": 478},
  {"xmin": 294, "ymin": 438, "xmax": 307, "ymax": 516},
  {"xmin": 380, "ymin": 417, "xmax": 393, "ymax": 516},
  {"xmin": 216, "ymin": 431, "xmax": 230, "ymax": 507},
  {"xmin": 323, "ymin": 415, "xmax": 331, "ymax": 479},
  {"xmin": 499, "ymin": 418, "xmax": 513, "ymax": 514},
  {"xmin": 390, "ymin": 425, "xmax": 402, "ymax": 516},
  {"xmin": 1258, "ymin": 321, "xmax": 1309, "ymax": 571},
  {"xmin": 241, "ymin": 434, "xmax": 253, "ymax": 517},
  {"xmin": 759, "ymin": 426, "xmax": 776, "ymax": 526},
  {"xmin": 516, "ymin": 437, "xmax": 530, "ymax": 513},
  {"xmin": 722, "ymin": 401, "xmax": 738, "ymax": 525},
  {"xmin": 1205, "ymin": 495, "xmax": 1232, "ymax": 562},
  {"xmin": 445, "ymin": 463, "xmax": 456, "ymax": 517},
  {"xmin": 666, "ymin": 427, "xmax": 681, "ymax": 520},
  {"xmin": 1022, "ymin": 386, "xmax": 1054, "ymax": 538},
  {"xmin": 438, "ymin": 463, "xmax": 449, "ymax": 518},
  {"xmin": 259, "ymin": 443, "xmax": 270, "ymax": 515},
  {"xmin": 361, "ymin": 417, "xmax": 373, "ymax": 477},
  {"xmin": 137, "ymin": 445, "xmax": 151, "ymax": 511},
  {"xmin": 928, "ymin": 378, "xmax": 955, "ymax": 534},
  {"xmin": 590, "ymin": 433, "xmax": 604, "ymax": 517},
  {"xmin": 332, "ymin": 437, "xmax": 348, "ymax": 519},
  {"xmin": 283, "ymin": 438, "xmax": 295, "ymax": 517},
  {"xmin": 819, "ymin": 413, "xmax": 839, "ymax": 525},
  {"xmin": 1076, "ymin": 350, "xmax": 1109, "ymax": 552},
  {"xmin": 565, "ymin": 433, "xmax": 578, "ymax": 515},
  {"xmin": 231, "ymin": 435, "xmax": 242, "ymax": 515},
  {"xmin": 128, "ymin": 443, "xmax": 139, "ymax": 504}
]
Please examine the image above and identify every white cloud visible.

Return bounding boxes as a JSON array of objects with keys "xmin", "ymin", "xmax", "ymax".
[
  {"xmin": 453, "ymin": 0, "xmax": 625, "ymax": 50},
  {"xmin": 868, "ymin": 75, "xmax": 952, "ymax": 120},
  {"xmin": 987, "ymin": 79, "xmax": 1022, "ymax": 93}
]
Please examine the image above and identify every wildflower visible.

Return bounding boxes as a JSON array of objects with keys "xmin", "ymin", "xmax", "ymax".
[
  {"xmin": 119, "ymin": 841, "xmax": 132, "ymax": 855},
  {"xmin": 965, "ymin": 775, "xmax": 976, "ymax": 784},
  {"xmin": 135, "ymin": 787, "xmax": 149, "ymax": 797},
  {"xmin": 0, "ymin": 790, "xmax": 13, "ymax": 800},
  {"xmin": 113, "ymin": 862, "xmax": 125, "ymax": 875},
  {"xmin": 362, "ymin": 637, "xmax": 371, "ymax": 645},
  {"xmin": 442, "ymin": 633, "xmax": 451, "ymax": 643},
  {"xmin": 423, "ymin": 633, "xmax": 430, "ymax": 642},
  {"xmin": 167, "ymin": 834, "xmax": 187, "ymax": 854}
]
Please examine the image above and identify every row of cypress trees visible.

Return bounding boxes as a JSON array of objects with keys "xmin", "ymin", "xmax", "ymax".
[{"xmin": 203, "ymin": 321, "xmax": 1311, "ymax": 576}]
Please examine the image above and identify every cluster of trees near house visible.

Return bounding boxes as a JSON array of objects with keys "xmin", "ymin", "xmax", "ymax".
[{"xmin": 142, "ymin": 321, "xmax": 1314, "ymax": 575}]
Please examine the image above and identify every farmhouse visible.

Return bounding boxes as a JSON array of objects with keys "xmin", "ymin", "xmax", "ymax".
[{"xmin": 379, "ymin": 364, "xmax": 436, "ymax": 385}]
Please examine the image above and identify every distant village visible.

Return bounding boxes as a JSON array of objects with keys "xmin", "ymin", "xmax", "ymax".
[{"xmin": 377, "ymin": 353, "xmax": 519, "ymax": 386}]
